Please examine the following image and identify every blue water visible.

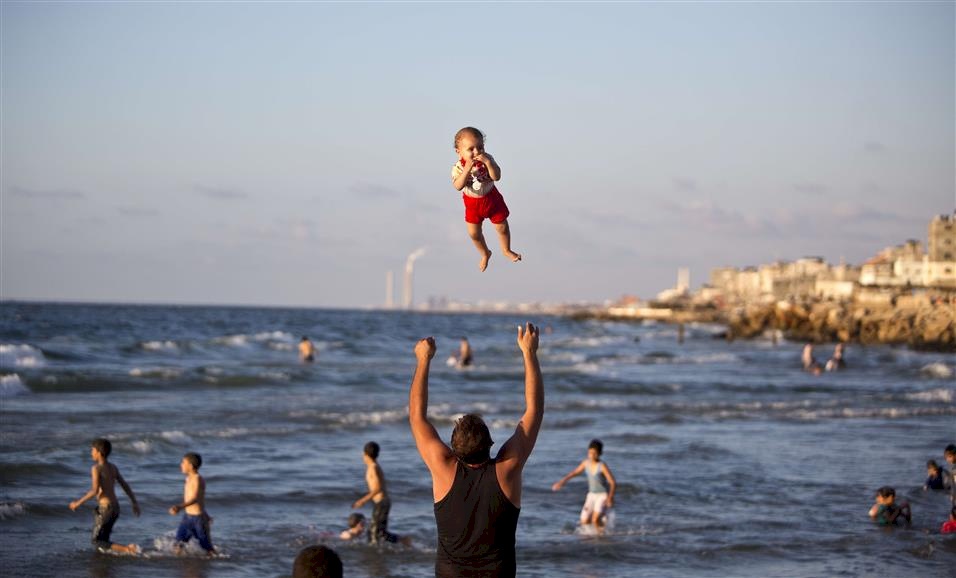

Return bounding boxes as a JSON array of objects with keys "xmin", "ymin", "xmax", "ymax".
[{"xmin": 1, "ymin": 302, "xmax": 954, "ymax": 577}]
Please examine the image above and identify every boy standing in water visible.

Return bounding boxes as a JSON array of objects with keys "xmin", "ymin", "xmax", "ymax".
[
  {"xmin": 868, "ymin": 486, "xmax": 911, "ymax": 526},
  {"xmin": 69, "ymin": 438, "xmax": 141, "ymax": 554},
  {"xmin": 451, "ymin": 127, "xmax": 521, "ymax": 272},
  {"xmin": 944, "ymin": 445, "xmax": 956, "ymax": 504},
  {"xmin": 169, "ymin": 452, "xmax": 215, "ymax": 555},
  {"xmin": 552, "ymin": 439, "xmax": 617, "ymax": 528},
  {"xmin": 352, "ymin": 442, "xmax": 399, "ymax": 544}
]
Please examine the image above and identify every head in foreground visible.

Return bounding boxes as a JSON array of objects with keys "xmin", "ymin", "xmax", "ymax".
[
  {"xmin": 292, "ymin": 545, "xmax": 343, "ymax": 578},
  {"xmin": 451, "ymin": 413, "xmax": 494, "ymax": 465}
]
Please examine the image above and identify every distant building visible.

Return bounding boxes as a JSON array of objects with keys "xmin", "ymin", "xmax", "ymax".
[
  {"xmin": 860, "ymin": 215, "xmax": 956, "ymax": 289},
  {"xmin": 705, "ymin": 214, "xmax": 956, "ymax": 302},
  {"xmin": 929, "ymin": 213, "xmax": 955, "ymax": 262}
]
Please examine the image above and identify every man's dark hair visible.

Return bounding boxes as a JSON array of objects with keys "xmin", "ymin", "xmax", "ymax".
[
  {"xmin": 364, "ymin": 441, "xmax": 380, "ymax": 460},
  {"xmin": 945, "ymin": 444, "xmax": 956, "ymax": 456},
  {"xmin": 347, "ymin": 512, "xmax": 365, "ymax": 528},
  {"xmin": 91, "ymin": 438, "xmax": 112, "ymax": 458},
  {"xmin": 588, "ymin": 439, "xmax": 603, "ymax": 455},
  {"xmin": 184, "ymin": 452, "xmax": 202, "ymax": 470},
  {"xmin": 451, "ymin": 414, "xmax": 493, "ymax": 464},
  {"xmin": 292, "ymin": 545, "xmax": 343, "ymax": 578},
  {"xmin": 877, "ymin": 486, "xmax": 896, "ymax": 498}
]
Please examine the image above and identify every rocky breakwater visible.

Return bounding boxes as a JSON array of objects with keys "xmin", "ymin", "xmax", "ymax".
[{"xmin": 726, "ymin": 297, "xmax": 956, "ymax": 351}]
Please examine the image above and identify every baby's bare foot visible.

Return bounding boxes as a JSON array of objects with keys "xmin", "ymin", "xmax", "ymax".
[
  {"xmin": 505, "ymin": 251, "xmax": 522, "ymax": 263},
  {"xmin": 479, "ymin": 250, "xmax": 493, "ymax": 272}
]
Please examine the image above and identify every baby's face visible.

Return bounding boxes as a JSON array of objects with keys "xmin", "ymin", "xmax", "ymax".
[{"xmin": 456, "ymin": 135, "xmax": 484, "ymax": 162}]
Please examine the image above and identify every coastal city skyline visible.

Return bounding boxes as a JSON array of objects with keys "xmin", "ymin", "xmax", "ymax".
[{"xmin": 2, "ymin": 2, "xmax": 953, "ymax": 308}]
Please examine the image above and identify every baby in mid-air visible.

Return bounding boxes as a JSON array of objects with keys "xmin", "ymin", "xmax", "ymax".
[{"xmin": 451, "ymin": 127, "xmax": 521, "ymax": 272}]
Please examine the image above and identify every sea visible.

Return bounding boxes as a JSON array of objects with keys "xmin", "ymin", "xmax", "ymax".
[{"xmin": 1, "ymin": 302, "xmax": 954, "ymax": 578}]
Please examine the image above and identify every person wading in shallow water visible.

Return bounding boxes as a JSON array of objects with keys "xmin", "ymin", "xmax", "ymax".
[{"xmin": 409, "ymin": 323, "xmax": 543, "ymax": 578}]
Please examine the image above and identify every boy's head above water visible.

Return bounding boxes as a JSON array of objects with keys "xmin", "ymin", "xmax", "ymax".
[
  {"xmin": 875, "ymin": 486, "xmax": 896, "ymax": 504},
  {"xmin": 588, "ymin": 439, "xmax": 603, "ymax": 460},
  {"xmin": 945, "ymin": 444, "xmax": 956, "ymax": 463},
  {"xmin": 363, "ymin": 441, "xmax": 380, "ymax": 461},
  {"xmin": 91, "ymin": 438, "xmax": 112, "ymax": 460},
  {"xmin": 347, "ymin": 512, "xmax": 366, "ymax": 530},
  {"xmin": 181, "ymin": 452, "xmax": 202, "ymax": 473},
  {"xmin": 928, "ymin": 460, "xmax": 941, "ymax": 474}
]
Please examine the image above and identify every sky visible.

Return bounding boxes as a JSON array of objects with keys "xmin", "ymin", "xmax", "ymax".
[{"xmin": 2, "ymin": 1, "xmax": 953, "ymax": 308}]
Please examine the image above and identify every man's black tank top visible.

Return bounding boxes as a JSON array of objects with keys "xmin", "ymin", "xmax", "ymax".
[{"xmin": 434, "ymin": 459, "xmax": 520, "ymax": 577}]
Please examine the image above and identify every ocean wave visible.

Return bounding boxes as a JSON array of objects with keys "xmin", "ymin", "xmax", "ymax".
[
  {"xmin": 160, "ymin": 430, "xmax": 193, "ymax": 444},
  {"xmin": 920, "ymin": 362, "xmax": 954, "ymax": 379},
  {"xmin": 131, "ymin": 440, "xmax": 154, "ymax": 454},
  {"xmin": 0, "ymin": 344, "xmax": 46, "ymax": 368},
  {"xmin": 129, "ymin": 367, "xmax": 183, "ymax": 379},
  {"xmin": 140, "ymin": 340, "xmax": 180, "ymax": 352},
  {"xmin": 213, "ymin": 330, "xmax": 296, "ymax": 348},
  {"xmin": 901, "ymin": 388, "xmax": 954, "ymax": 403},
  {"xmin": 0, "ymin": 502, "xmax": 26, "ymax": 520},
  {"xmin": 0, "ymin": 374, "xmax": 30, "ymax": 397}
]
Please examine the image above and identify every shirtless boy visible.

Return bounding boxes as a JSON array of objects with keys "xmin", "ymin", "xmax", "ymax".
[
  {"xmin": 351, "ymin": 442, "xmax": 398, "ymax": 544},
  {"xmin": 69, "ymin": 438, "xmax": 141, "ymax": 554},
  {"xmin": 169, "ymin": 452, "xmax": 215, "ymax": 555}
]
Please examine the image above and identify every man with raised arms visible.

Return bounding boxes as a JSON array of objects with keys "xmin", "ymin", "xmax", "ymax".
[{"xmin": 409, "ymin": 323, "xmax": 543, "ymax": 578}]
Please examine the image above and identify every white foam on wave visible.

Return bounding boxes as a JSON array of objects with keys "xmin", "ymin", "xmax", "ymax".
[
  {"xmin": 0, "ymin": 344, "xmax": 46, "ymax": 368},
  {"xmin": 253, "ymin": 330, "xmax": 294, "ymax": 342},
  {"xmin": 129, "ymin": 367, "xmax": 183, "ymax": 379},
  {"xmin": 334, "ymin": 409, "xmax": 407, "ymax": 426},
  {"xmin": 904, "ymin": 388, "xmax": 954, "ymax": 403},
  {"xmin": 0, "ymin": 501, "xmax": 27, "ymax": 520},
  {"xmin": 679, "ymin": 352, "xmax": 741, "ymax": 365},
  {"xmin": 131, "ymin": 440, "xmax": 154, "ymax": 454},
  {"xmin": 141, "ymin": 340, "xmax": 179, "ymax": 352},
  {"xmin": 214, "ymin": 330, "xmax": 295, "ymax": 348},
  {"xmin": 920, "ymin": 362, "xmax": 954, "ymax": 379},
  {"xmin": 0, "ymin": 374, "xmax": 30, "ymax": 397},
  {"xmin": 259, "ymin": 371, "xmax": 290, "ymax": 381},
  {"xmin": 160, "ymin": 431, "xmax": 193, "ymax": 444}
]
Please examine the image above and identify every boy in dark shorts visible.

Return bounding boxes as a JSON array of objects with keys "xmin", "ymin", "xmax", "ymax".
[
  {"xmin": 351, "ymin": 442, "xmax": 399, "ymax": 544},
  {"xmin": 69, "ymin": 438, "xmax": 141, "ymax": 554},
  {"xmin": 169, "ymin": 452, "xmax": 215, "ymax": 555}
]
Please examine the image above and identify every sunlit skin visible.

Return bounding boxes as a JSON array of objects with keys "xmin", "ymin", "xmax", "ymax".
[
  {"xmin": 453, "ymin": 133, "xmax": 521, "ymax": 272},
  {"xmin": 69, "ymin": 446, "xmax": 141, "ymax": 555}
]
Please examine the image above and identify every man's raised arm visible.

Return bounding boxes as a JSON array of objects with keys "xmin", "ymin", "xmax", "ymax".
[
  {"xmin": 499, "ymin": 323, "xmax": 543, "ymax": 467},
  {"xmin": 409, "ymin": 338, "xmax": 454, "ymax": 485}
]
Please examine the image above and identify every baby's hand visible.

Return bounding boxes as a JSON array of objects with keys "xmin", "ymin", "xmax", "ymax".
[{"xmin": 474, "ymin": 152, "xmax": 490, "ymax": 165}]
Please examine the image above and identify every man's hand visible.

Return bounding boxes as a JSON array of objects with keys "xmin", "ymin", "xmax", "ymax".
[
  {"xmin": 169, "ymin": 505, "xmax": 180, "ymax": 516},
  {"xmin": 69, "ymin": 501, "xmax": 80, "ymax": 511},
  {"xmin": 517, "ymin": 323, "xmax": 539, "ymax": 355},
  {"xmin": 132, "ymin": 503, "xmax": 141, "ymax": 517},
  {"xmin": 415, "ymin": 337, "xmax": 436, "ymax": 362}
]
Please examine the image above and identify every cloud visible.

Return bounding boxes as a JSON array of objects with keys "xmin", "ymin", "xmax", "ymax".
[
  {"xmin": 660, "ymin": 200, "xmax": 778, "ymax": 236},
  {"xmin": 792, "ymin": 182, "xmax": 828, "ymax": 195},
  {"xmin": 864, "ymin": 140, "xmax": 886, "ymax": 154},
  {"xmin": 117, "ymin": 206, "xmax": 160, "ymax": 217},
  {"xmin": 672, "ymin": 177, "xmax": 697, "ymax": 192},
  {"xmin": 195, "ymin": 185, "xmax": 249, "ymax": 200},
  {"xmin": 8, "ymin": 186, "xmax": 85, "ymax": 200},
  {"xmin": 348, "ymin": 181, "xmax": 403, "ymax": 199}
]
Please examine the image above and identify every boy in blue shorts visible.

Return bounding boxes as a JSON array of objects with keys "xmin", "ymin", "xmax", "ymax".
[{"xmin": 169, "ymin": 452, "xmax": 215, "ymax": 555}]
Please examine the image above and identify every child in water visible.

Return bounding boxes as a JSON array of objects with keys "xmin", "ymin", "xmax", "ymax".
[
  {"xmin": 451, "ymin": 127, "xmax": 521, "ymax": 272},
  {"xmin": 941, "ymin": 506, "xmax": 956, "ymax": 534},
  {"xmin": 169, "ymin": 452, "xmax": 215, "ymax": 556},
  {"xmin": 552, "ymin": 439, "xmax": 617, "ymax": 528},
  {"xmin": 868, "ymin": 486, "xmax": 911, "ymax": 526},
  {"xmin": 69, "ymin": 438, "xmax": 141, "ymax": 554},
  {"xmin": 925, "ymin": 460, "xmax": 948, "ymax": 491}
]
